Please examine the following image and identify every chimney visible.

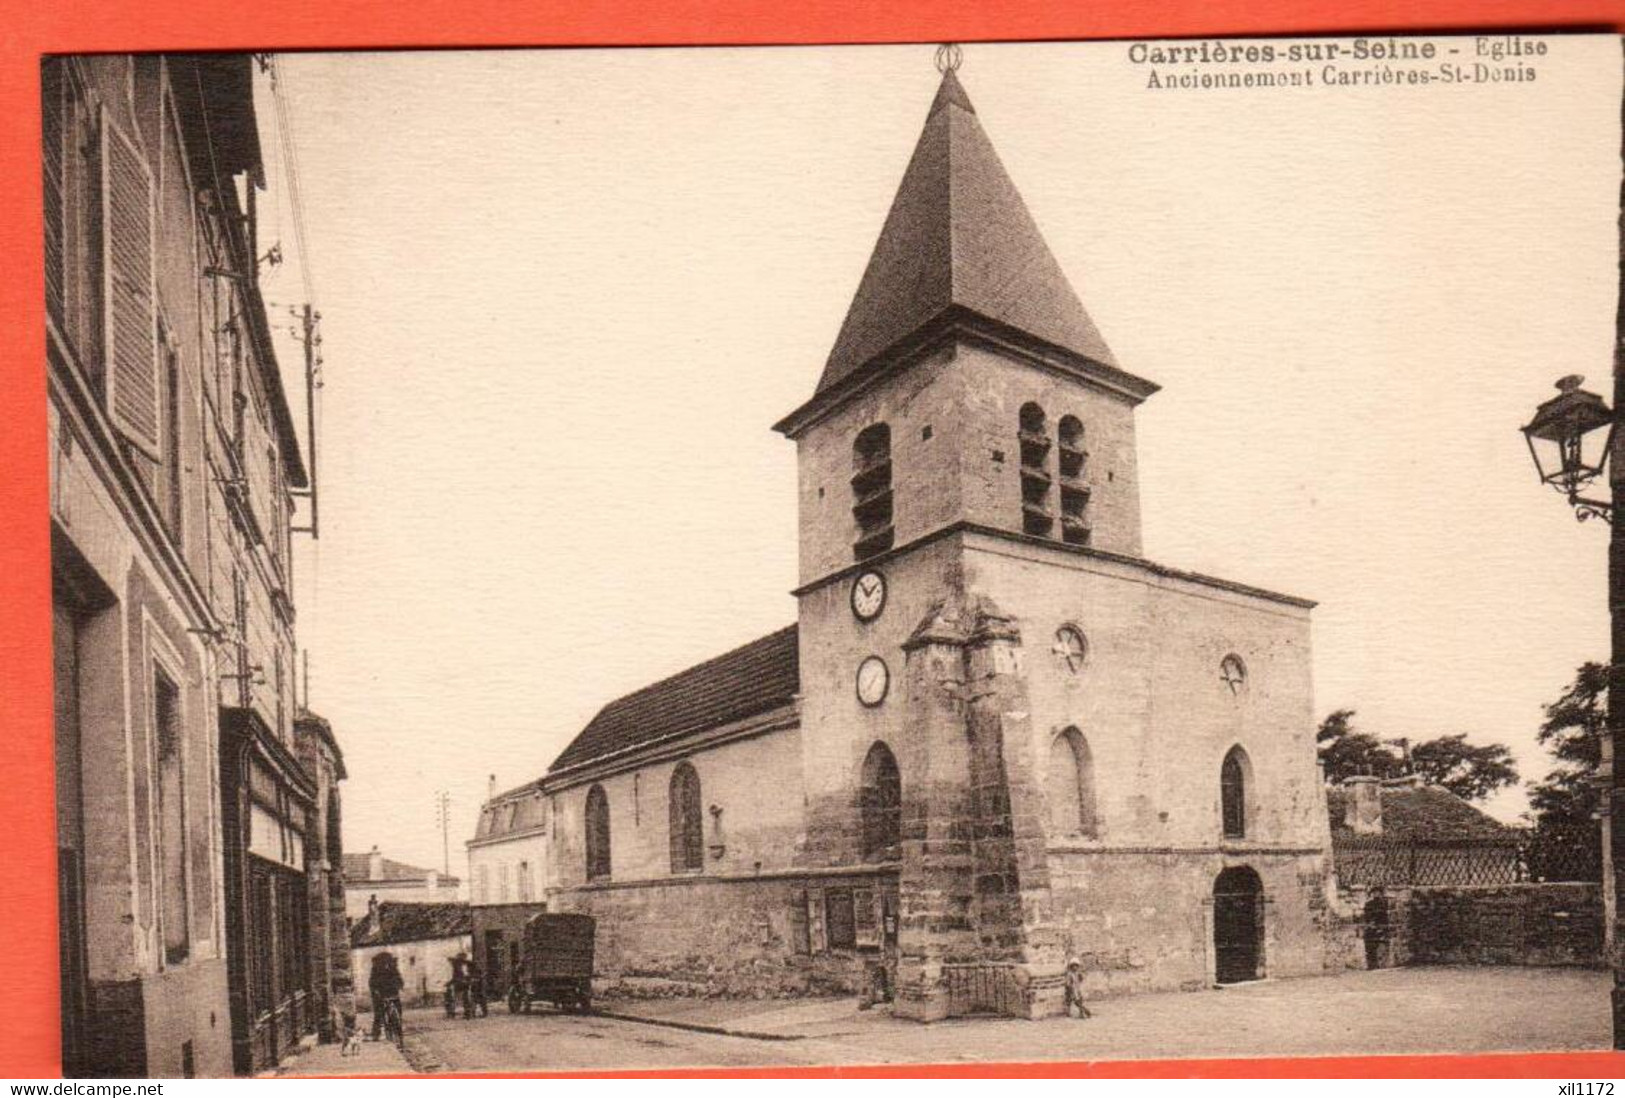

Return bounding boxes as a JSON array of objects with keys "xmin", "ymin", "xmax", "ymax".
[
  {"xmin": 488, "ymin": 774, "xmax": 497, "ymax": 800},
  {"xmin": 1344, "ymin": 776, "xmax": 1383, "ymax": 834},
  {"xmin": 368, "ymin": 893, "xmax": 378, "ymax": 920},
  {"xmin": 368, "ymin": 845, "xmax": 384, "ymax": 881}
]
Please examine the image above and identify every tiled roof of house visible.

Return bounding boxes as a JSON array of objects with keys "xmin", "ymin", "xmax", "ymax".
[
  {"xmin": 350, "ymin": 901, "xmax": 471, "ymax": 949},
  {"xmin": 476, "ymin": 786, "xmax": 549, "ymax": 841},
  {"xmin": 1327, "ymin": 783, "xmax": 1517, "ymax": 845},
  {"xmin": 548, "ymin": 625, "xmax": 800, "ymax": 774},
  {"xmin": 815, "ymin": 69, "xmax": 1128, "ymax": 397},
  {"xmin": 341, "ymin": 852, "xmax": 461, "ymax": 887}
]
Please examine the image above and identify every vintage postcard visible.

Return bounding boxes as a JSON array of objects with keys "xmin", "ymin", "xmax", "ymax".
[{"xmin": 39, "ymin": 35, "xmax": 1623, "ymax": 1077}]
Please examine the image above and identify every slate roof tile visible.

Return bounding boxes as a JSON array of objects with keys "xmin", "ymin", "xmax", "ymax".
[{"xmin": 549, "ymin": 625, "xmax": 799, "ymax": 774}]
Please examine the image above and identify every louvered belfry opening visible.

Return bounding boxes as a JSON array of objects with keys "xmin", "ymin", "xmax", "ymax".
[
  {"xmin": 852, "ymin": 423, "xmax": 894, "ymax": 560},
  {"xmin": 1057, "ymin": 415, "xmax": 1090, "ymax": 545},
  {"xmin": 1018, "ymin": 403, "xmax": 1054, "ymax": 537}
]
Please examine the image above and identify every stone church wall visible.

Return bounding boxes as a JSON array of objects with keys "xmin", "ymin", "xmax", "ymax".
[
  {"xmin": 1046, "ymin": 850, "xmax": 1335, "ymax": 995},
  {"xmin": 549, "ymin": 722, "xmax": 804, "ymax": 890}
]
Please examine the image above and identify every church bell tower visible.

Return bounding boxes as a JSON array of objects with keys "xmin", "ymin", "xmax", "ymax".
[{"xmin": 775, "ymin": 52, "xmax": 1162, "ymax": 1020}]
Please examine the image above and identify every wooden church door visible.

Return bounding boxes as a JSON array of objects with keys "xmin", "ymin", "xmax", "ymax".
[{"xmin": 1212, "ymin": 866, "xmax": 1263, "ymax": 984}]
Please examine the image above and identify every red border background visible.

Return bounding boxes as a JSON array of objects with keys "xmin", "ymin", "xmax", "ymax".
[{"xmin": 6, "ymin": 0, "xmax": 1625, "ymax": 1080}]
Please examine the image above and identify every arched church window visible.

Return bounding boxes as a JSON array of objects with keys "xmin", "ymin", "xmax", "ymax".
[
  {"xmin": 1018, "ymin": 402, "xmax": 1054, "ymax": 537},
  {"xmin": 1057, "ymin": 415, "xmax": 1089, "ymax": 545},
  {"xmin": 852, "ymin": 424, "xmax": 894, "ymax": 560},
  {"xmin": 669, "ymin": 762, "xmax": 704, "ymax": 873},
  {"xmin": 860, "ymin": 742, "xmax": 902, "ymax": 862},
  {"xmin": 585, "ymin": 784, "xmax": 611, "ymax": 881},
  {"xmin": 1048, "ymin": 727, "xmax": 1098, "ymax": 838},
  {"xmin": 1221, "ymin": 746, "xmax": 1251, "ymax": 840}
]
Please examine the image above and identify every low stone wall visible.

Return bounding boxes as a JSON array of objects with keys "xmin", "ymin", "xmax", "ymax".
[
  {"xmin": 1354, "ymin": 883, "xmax": 1602, "ymax": 970},
  {"xmin": 1406, "ymin": 883, "xmax": 1602, "ymax": 967},
  {"xmin": 550, "ymin": 871, "xmax": 888, "ymax": 998}
]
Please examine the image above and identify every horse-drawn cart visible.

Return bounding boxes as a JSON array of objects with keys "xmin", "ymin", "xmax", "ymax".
[{"xmin": 505, "ymin": 912, "xmax": 596, "ymax": 1014}]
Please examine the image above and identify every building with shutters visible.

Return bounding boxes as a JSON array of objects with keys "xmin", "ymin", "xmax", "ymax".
[
  {"xmin": 477, "ymin": 64, "xmax": 1340, "ymax": 1019},
  {"xmin": 465, "ymin": 779, "xmax": 551, "ymax": 997},
  {"xmin": 46, "ymin": 54, "xmax": 348, "ymax": 1076}
]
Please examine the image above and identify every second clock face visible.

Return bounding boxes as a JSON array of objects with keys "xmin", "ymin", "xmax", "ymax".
[
  {"xmin": 851, "ymin": 570, "xmax": 887, "ymax": 622},
  {"xmin": 856, "ymin": 656, "xmax": 890, "ymax": 707}
]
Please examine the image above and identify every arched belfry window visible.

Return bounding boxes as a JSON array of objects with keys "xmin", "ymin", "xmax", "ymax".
[
  {"xmin": 1221, "ymin": 746, "xmax": 1251, "ymax": 840},
  {"xmin": 669, "ymin": 762, "xmax": 704, "ymax": 873},
  {"xmin": 1056, "ymin": 415, "xmax": 1089, "ymax": 545},
  {"xmin": 853, "ymin": 424, "xmax": 894, "ymax": 560},
  {"xmin": 1048, "ymin": 727, "xmax": 1098, "ymax": 838},
  {"xmin": 585, "ymin": 784, "xmax": 611, "ymax": 880},
  {"xmin": 860, "ymin": 742, "xmax": 902, "ymax": 862},
  {"xmin": 1018, "ymin": 402, "xmax": 1054, "ymax": 537}
]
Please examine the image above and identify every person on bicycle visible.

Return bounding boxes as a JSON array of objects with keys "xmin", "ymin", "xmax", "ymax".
[{"xmin": 369, "ymin": 951, "xmax": 405, "ymax": 1040}]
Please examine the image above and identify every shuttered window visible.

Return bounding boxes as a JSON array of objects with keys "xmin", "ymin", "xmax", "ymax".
[
  {"xmin": 101, "ymin": 110, "xmax": 161, "ymax": 459},
  {"xmin": 43, "ymin": 61, "xmax": 65, "ymax": 324},
  {"xmin": 50, "ymin": 61, "xmax": 105, "ymax": 393}
]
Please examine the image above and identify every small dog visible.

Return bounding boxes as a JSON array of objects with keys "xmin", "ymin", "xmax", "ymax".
[{"xmin": 339, "ymin": 1014, "xmax": 362, "ymax": 1056}]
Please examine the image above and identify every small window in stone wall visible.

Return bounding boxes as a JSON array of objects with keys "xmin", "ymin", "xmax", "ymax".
[
  {"xmin": 669, "ymin": 762, "xmax": 704, "ymax": 873},
  {"xmin": 825, "ymin": 888, "xmax": 857, "ymax": 950},
  {"xmin": 585, "ymin": 784, "xmax": 611, "ymax": 881},
  {"xmin": 1221, "ymin": 746, "xmax": 1250, "ymax": 840}
]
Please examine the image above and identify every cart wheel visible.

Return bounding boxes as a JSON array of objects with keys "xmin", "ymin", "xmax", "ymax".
[{"xmin": 507, "ymin": 986, "xmax": 524, "ymax": 1014}]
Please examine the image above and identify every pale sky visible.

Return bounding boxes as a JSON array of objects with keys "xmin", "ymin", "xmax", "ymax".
[{"xmin": 254, "ymin": 39, "xmax": 1621, "ymax": 877}]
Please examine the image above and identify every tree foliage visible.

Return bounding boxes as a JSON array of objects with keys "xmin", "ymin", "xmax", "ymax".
[
  {"xmin": 1316, "ymin": 709, "xmax": 1518, "ymax": 803},
  {"xmin": 1528, "ymin": 661, "xmax": 1607, "ymax": 829},
  {"xmin": 1524, "ymin": 662, "xmax": 1607, "ymax": 882}
]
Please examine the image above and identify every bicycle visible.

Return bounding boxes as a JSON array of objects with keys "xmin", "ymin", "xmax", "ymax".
[{"xmin": 381, "ymin": 996, "xmax": 404, "ymax": 1047}]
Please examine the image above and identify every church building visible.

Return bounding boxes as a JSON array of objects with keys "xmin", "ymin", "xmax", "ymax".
[{"xmin": 511, "ymin": 61, "xmax": 1338, "ymax": 1020}]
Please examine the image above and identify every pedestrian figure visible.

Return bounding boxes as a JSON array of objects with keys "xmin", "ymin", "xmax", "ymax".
[
  {"xmin": 467, "ymin": 957, "xmax": 489, "ymax": 1018},
  {"xmin": 368, "ymin": 951, "xmax": 405, "ymax": 1040},
  {"xmin": 449, "ymin": 951, "xmax": 474, "ymax": 1019},
  {"xmin": 1063, "ymin": 956, "xmax": 1091, "ymax": 1019}
]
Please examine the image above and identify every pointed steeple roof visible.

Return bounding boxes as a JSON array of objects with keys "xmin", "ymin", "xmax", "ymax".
[{"xmin": 812, "ymin": 68, "xmax": 1128, "ymax": 400}]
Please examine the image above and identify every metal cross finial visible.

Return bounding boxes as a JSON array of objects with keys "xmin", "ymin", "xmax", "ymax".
[{"xmin": 935, "ymin": 43, "xmax": 963, "ymax": 74}]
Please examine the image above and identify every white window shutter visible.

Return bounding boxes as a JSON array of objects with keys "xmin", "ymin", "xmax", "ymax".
[{"xmin": 101, "ymin": 106, "xmax": 161, "ymax": 460}]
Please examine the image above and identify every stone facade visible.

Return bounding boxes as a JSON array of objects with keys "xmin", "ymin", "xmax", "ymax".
[
  {"xmin": 494, "ymin": 67, "xmax": 1336, "ymax": 1018},
  {"xmin": 48, "ymin": 54, "xmax": 345, "ymax": 1076}
]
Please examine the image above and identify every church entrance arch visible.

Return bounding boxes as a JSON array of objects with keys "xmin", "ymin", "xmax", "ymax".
[{"xmin": 1212, "ymin": 866, "xmax": 1264, "ymax": 984}]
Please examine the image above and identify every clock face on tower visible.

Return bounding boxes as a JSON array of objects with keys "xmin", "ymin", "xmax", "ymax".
[
  {"xmin": 851, "ymin": 570, "xmax": 887, "ymax": 622},
  {"xmin": 855, "ymin": 656, "xmax": 890, "ymax": 707}
]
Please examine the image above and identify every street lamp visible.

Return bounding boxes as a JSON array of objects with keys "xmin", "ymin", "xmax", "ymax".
[
  {"xmin": 1522, "ymin": 370, "xmax": 1624, "ymax": 1049},
  {"xmin": 1521, "ymin": 374, "xmax": 1616, "ymax": 523}
]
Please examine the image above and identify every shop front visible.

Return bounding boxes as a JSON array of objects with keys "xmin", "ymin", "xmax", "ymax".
[{"xmin": 220, "ymin": 708, "xmax": 317, "ymax": 1074}]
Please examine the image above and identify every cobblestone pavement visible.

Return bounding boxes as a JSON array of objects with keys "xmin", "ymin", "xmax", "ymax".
[{"xmin": 370, "ymin": 967, "xmax": 1611, "ymax": 1074}]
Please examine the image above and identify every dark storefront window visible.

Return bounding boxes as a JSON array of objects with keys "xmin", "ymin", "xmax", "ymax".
[{"xmin": 155, "ymin": 668, "xmax": 190, "ymax": 965}]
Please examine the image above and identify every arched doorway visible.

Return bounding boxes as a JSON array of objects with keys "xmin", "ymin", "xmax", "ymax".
[{"xmin": 1212, "ymin": 866, "xmax": 1264, "ymax": 984}]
